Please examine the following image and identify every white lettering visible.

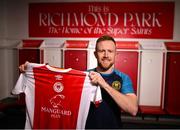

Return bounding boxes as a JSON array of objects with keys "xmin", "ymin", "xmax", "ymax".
[
  {"xmin": 142, "ymin": 13, "xmax": 151, "ymax": 27},
  {"xmin": 39, "ymin": 13, "xmax": 48, "ymax": 26},
  {"xmin": 51, "ymin": 13, "xmax": 60, "ymax": 26},
  {"xmin": 124, "ymin": 13, "xmax": 133, "ymax": 27},
  {"xmin": 124, "ymin": 12, "xmax": 162, "ymax": 27},
  {"xmin": 41, "ymin": 107, "xmax": 72, "ymax": 116},
  {"xmin": 131, "ymin": 27, "xmax": 152, "ymax": 35},
  {"xmin": 108, "ymin": 13, "xmax": 118, "ymax": 26},
  {"xmin": 84, "ymin": 13, "xmax": 97, "ymax": 26},
  {"xmin": 152, "ymin": 13, "xmax": 162, "ymax": 27},
  {"xmin": 107, "ymin": 27, "xmax": 129, "ymax": 35},
  {"xmin": 97, "ymin": 13, "xmax": 106, "ymax": 26},
  {"xmin": 39, "ymin": 12, "xmax": 162, "ymax": 29}
]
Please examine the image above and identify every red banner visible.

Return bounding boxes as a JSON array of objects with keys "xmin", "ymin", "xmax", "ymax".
[{"xmin": 29, "ymin": 2, "xmax": 174, "ymax": 39}]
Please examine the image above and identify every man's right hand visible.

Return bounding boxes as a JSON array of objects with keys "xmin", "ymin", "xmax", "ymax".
[
  {"xmin": 19, "ymin": 61, "xmax": 29, "ymax": 72},
  {"xmin": 89, "ymin": 71, "xmax": 107, "ymax": 87}
]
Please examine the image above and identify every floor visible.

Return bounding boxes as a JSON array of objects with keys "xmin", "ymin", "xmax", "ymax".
[
  {"xmin": 0, "ymin": 97, "xmax": 25, "ymax": 129},
  {"xmin": 121, "ymin": 113, "xmax": 180, "ymax": 129},
  {"xmin": 0, "ymin": 97, "xmax": 180, "ymax": 129}
]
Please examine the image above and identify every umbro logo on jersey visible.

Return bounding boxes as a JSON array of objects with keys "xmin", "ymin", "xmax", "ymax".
[{"xmin": 55, "ymin": 75, "xmax": 63, "ymax": 80}]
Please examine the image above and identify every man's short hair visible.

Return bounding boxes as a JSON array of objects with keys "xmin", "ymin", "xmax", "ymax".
[
  {"xmin": 95, "ymin": 35, "xmax": 116, "ymax": 51},
  {"xmin": 96, "ymin": 35, "xmax": 116, "ymax": 45}
]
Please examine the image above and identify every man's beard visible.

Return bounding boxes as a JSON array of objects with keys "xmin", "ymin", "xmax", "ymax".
[{"xmin": 98, "ymin": 60, "xmax": 114, "ymax": 71}]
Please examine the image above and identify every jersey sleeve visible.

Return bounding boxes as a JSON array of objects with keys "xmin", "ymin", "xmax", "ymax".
[
  {"xmin": 12, "ymin": 73, "xmax": 27, "ymax": 94},
  {"xmin": 12, "ymin": 62, "xmax": 45, "ymax": 95},
  {"xmin": 115, "ymin": 70, "xmax": 134, "ymax": 94},
  {"xmin": 92, "ymin": 86, "xmax": 102, "ymax": 107},
  {"xmin": 76, "ymin": 72, "xmax": 102, "ymax": 129},
  {"xmin": 121, "ymin": 74, "xmax": 134, "ymax": 94},
  {"xmin": 83, "ymin": 72, "xmax": 102, "ymax": 104}
]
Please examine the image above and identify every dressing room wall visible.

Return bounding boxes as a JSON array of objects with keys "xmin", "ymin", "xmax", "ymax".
[{"xmin": 0, "ymin": 0, "xmax": 180, "ymax": 100}]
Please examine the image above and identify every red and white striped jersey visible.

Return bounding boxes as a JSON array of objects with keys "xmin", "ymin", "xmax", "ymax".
[{"xmin": 12, "ymin": 63, "xmax": 102, "ymax": 129}]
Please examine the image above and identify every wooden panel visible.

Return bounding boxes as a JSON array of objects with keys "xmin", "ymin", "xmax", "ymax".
[
  {"xmin": 64, "ymin": 50, "xmax": 87, "ymax": 71},
  {"xmin": 115, "ymin": 51, "xmax": 138, "ymax": 93},
  {"xmin": 139, "ymin": 52, "xmax": 163, "ymax": 107},
  {"xmin": 165, "ymin": 53, "xmax": 180, "ymax": 115}
]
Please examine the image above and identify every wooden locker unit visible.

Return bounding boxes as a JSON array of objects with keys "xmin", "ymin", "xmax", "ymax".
[
  {"xmin": 63, "ymin": 40, "xmax": 89, "ymax": 71},
  {"xmin": 164, "ymin": 42, "xmax": 180, "ymax": 115},
  {"xmin": 139, "ymin": 42, "xmax": 166, "ymax": 115},
  {"xmin": 40, "ymin": 42, "xmax": 63, "ymax": 67},
  {"xmin": 17, "ymin": 40, "xmax": 43, "ymax": 106},
  {"xmin": 87, "ymin": 42, "xmax": 97, "ymax": 70},
  {"xmin": 114, "ymin": 41, "xmax": 140, "ymax": 94},
  {"xmin": 18, "ymin": 40, "xmax": 43, "ymax": 65}
]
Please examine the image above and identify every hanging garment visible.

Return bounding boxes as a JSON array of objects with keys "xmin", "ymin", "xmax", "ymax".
[{"xmin": 12, "ymin": 62, "xmax": 102, "ymax": 129}]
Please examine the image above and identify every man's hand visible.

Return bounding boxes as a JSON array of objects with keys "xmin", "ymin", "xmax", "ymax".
[
  {"xmin": 19, "ymin": 61, "xmax": 29, "ymax": 72},
  {"xmin": 89, "ymin": 71, "xmax": 107, "ymax": 87},
  {"xmin": 89, "ymin": 71, "xmax": 138, "ymax": 116}
]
